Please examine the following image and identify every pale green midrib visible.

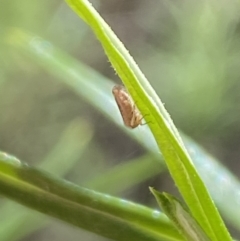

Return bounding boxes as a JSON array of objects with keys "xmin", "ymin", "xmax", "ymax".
[{"xmin": 0, "ymin": 171, "xmax": 180, "ymax": 241}]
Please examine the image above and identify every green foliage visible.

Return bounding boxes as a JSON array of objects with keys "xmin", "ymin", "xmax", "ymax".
[
  {"xmin": 66, "ymin": 0, "xmax": 232, "ymax": 240},
  {"xmin": 0, "ymin": 154, "xmax": 181, "ymax": 241},
  {"xmin": 1, "ymin": 0, "xmax": 240, "ymax": 241},
  {"xmin": 150, "ymin": 188, "xmax": 211, "ymax": 241}
]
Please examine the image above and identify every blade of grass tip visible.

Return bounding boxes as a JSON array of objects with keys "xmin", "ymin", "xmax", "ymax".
[
  {"xmin": 0, "ymin": 156, "xmax": 184, "ymax": 241},
  {"xmin": 64, "ymin": 1, "xmax": 232, "ymax": 240},
  {"xmin": 150, "ymin": 188, "xmax": 211, "ymax": 241},
  {"xmin": 5, "ymin": 29, "xmax": 240, "ymax": 236}
]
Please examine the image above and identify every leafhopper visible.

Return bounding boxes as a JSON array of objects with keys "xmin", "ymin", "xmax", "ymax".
[{"xmin": 112, "ymin": 85, "xmax": 143, "ymax": 129}]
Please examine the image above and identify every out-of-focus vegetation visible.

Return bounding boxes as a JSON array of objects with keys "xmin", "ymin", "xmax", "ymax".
[{"xmin": 1, "ymin": 0, "xmax": 240, "ymax": 240}]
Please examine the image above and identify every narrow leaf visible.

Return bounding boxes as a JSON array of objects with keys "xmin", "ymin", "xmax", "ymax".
[
  {"xmin": 64, "ymin": 1, "xmax": 232, "ymax": 240},
  {"xmin": 0, "ymin": 155, "xmax": 183, "ymax": 241},
  {"xmin": 6, "ymin": 28, "xmax": 239, "ymax": 236},
  {"xmin": 150, "ymin": 188, "xmax": 211, "ymax": 241}
]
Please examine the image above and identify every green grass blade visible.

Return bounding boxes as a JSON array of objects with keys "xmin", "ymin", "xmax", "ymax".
[
  {"xmin": 5, "ymin": 28, "xmax": 240, "ymax": 234},
  {"xmin": 0, "ymin": 155, "xmax": 163, "ymax": 241},
  {"xmin": 150, "ymin": 188, "xmax": 211, "ymax": 241},
  {"xmin": 0, "ymin": 153, "xmax": 163, "ymax": 241},
  {"xmin": 64, "ymin": 1, "xmax": 232, "ymax": 240},
  {"xmin": 0, "ymin": 120, "xmax": 161, "ymax": 241},
  {"xmin": 0, "ymin": 155, "xmax": 183, "ymax": 241},
  {"xmin": 0, "ymin": 133, "xmax": 161, "ymax": 241}
]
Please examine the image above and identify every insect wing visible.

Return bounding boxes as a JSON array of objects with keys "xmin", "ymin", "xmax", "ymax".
[{"xmin": 112, "ymin": 85, "xmax": 142, "ymax": 128}]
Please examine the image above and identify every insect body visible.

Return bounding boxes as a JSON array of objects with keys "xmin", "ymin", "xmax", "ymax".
[{"xmin": 112, "ymin": 85, "xmax": 143, "ymax": 129}]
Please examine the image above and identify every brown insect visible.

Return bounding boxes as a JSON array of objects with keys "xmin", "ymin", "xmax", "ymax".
[{"xmin": 112, "ymin": 85, "xmax": 143, "ymax": 129}]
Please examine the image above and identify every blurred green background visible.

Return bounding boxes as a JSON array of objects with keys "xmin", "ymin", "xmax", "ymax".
[{"xmin": 1, "ymin": 0, "xmax": 240, "ymax": 240}]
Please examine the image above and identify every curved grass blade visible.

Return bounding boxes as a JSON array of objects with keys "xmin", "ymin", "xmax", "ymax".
[
  {"xmin": 0, "ymin": 155, "xmax": 163, "ymax": 241},
  {"xmin": 5, "ymin": 29, "xmax": 240, "ymax": 234},
  {"xmin": 64, "ymin": 1, "xmax": 232, "ymax": 240},
  {"xmin": 0, "ymin": 121, "xmax": 162, "ymax": 241},
  {"xmin": 0, "ymin": 142, "xmax": 162, "ymax": 241},
  {"xmin": 0, "ymin": 155, "xmax": 183, "ymax": 241}
]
